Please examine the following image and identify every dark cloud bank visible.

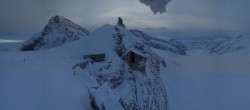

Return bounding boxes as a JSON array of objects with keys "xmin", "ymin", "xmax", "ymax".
[
  {"xmin": 139, "ymin": 0, "xmax": 171, "ymax": 14},
  {"xmin": 0, "ymin": 0, "xmax": 250, "ymax": 41}
]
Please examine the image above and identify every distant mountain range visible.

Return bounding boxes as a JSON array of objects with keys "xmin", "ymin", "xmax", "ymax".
[{"xmin": 207, "ymin": 35, "xmax": 250, "ymax": 55}]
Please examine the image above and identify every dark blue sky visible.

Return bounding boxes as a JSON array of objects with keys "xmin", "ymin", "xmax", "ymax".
[{"xmin": 0, "ymin": 0, "xmax": 249, "ymax": 40}]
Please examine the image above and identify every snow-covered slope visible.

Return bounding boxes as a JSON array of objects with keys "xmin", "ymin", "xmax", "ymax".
[
  {"xmin": 208, "ymin": 35, "xmax": 250, "ymax": 55},
  {"xmin": 130, "ymin": 30, "xmax": 187, "ymax": 55},
  {"xmin": 1, "ymin": 23, "xmax": 170, "ymax": 110},
  {"xmin": 2, "ymin": 21, "xmax": 250, "ymax": 110},
  {"xmin": 52, "ymin": 24, "xmax": 169, "ymax": 110},
  {"xmin": 20, "ymin": 15, "xmax": 89, "ymax": 51},
  {"xmin": 0, "ymin": 51, "xmax": 88, "ymax": 110}
]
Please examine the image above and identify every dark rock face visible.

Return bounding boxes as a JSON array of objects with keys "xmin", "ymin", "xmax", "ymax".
[
  {"xmin": 117, "ymin": 17, "xmax": 126, "ymax": 28},
  {"xmin": 20, "ymin": 15, "xmax": 89, "ymax": 51},
  {"xmin": 20, "ymin": 37, "xmax": 44, "ymax": 51}
]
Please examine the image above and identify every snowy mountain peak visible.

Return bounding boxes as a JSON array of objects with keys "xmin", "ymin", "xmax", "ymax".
[
  {"xmin": 42, "ymin": 15, "xmax": 89, "ymax": 36},
  {"xmin": 49, "ymin": 15, "xmax": 65, "ymax": 24},
  {"xmin": 20, "ymin": 15, "xmax": 90, "ymax": 51}
]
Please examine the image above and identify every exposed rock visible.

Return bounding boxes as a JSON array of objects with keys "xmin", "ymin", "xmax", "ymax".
[{"xmin": 117, "ymin": 17, "xmax": 126, "ymax": 28}]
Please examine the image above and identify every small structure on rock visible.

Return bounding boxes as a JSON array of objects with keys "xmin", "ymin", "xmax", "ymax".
[
  {"xmin": 122, "ymin": 51, "xmax": 146, "ymax": 73},
  {"xmin": 84, "ymin": 53, "xmax": 106, "ymax": 62}
]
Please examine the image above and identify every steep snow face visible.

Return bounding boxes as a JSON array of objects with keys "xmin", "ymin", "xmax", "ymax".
[
  {"xmin": 20, "ymin": 15, "xmax": 89, "ymax": 51},
  {"xmin": 130, "ymin": 30, "xmax": 187, "ymax": 55},
  {"xmin": 208, "ymin": 35, "xmax": 250, "ymax": 55}
]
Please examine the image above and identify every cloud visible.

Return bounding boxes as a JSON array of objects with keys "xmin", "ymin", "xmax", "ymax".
[
  {"xmin": 0, "ymin": 0, "xmax": 250, "ymax": 40},
  {"xmin": 139, "ymin": 0, "xmax": 171, "ymax": 14}
]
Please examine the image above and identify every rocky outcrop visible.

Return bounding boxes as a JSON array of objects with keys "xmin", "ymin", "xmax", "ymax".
[{"xmin": 117, "ymin": 17, "xmax": 126, "ymax": 28}]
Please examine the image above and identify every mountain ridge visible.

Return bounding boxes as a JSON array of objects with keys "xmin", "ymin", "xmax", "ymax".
[{"xmin": 208, "ymin": 35, "xmax": 250, "ymax": 55}]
